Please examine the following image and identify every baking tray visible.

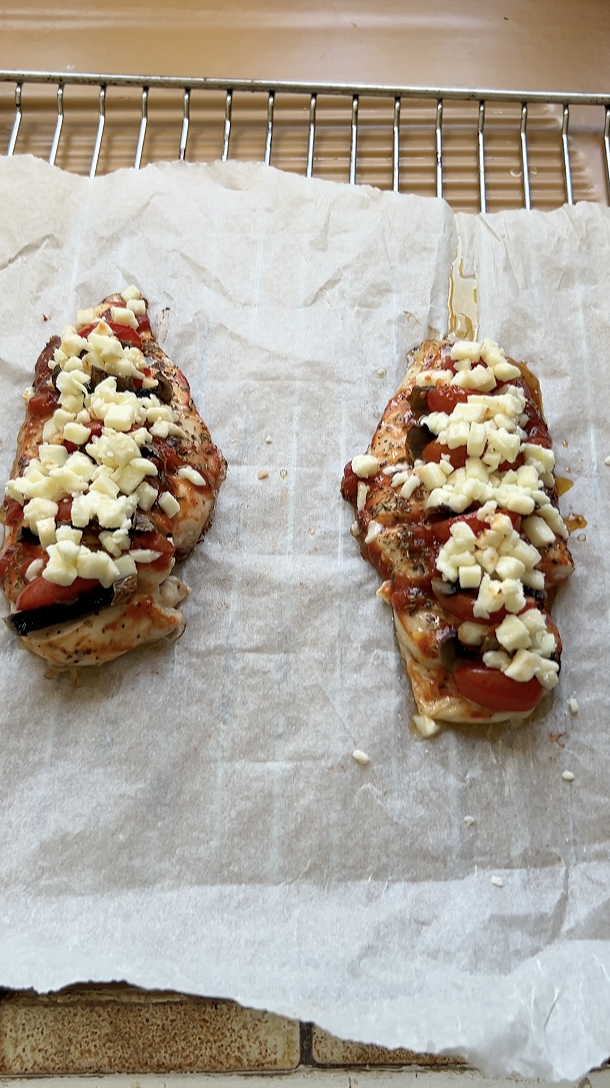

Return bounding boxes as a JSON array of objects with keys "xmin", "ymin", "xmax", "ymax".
[
  {"xmin": 0, "ymin": 67, "xmax": 609, "ymax": 1080},
  {"xmin": 2, "ymin": 70, "xmax": 610, "ymax": 211}
]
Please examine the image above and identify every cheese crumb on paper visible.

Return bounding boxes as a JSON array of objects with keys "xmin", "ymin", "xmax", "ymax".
[
  {"xmin": 491, "ymin": 876, "xmax": 504, "ymax": 888},
  {"xmin": 464, "ymin": 815, "xmax": 475, "ymax": 828},
  {"xmin": 568, "ymin": 697, "xmax": 579, "ymax": 714},
  {"xmin": 352, "ymin": 749, "xmax": 371, "ymax": 766},
  {"xmin": 562, "ymin": 770, "xmax": 575, "ymax": 782},
  {"xmin": 413, "ymin": 715, "xmax": 441, "ymax": 738}
]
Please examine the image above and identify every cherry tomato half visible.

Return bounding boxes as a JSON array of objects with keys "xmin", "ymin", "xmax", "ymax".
[
  {"xmin": 422, "ymin": 440, "xmax": 468, "ymax": 469},
  {"xmin": 130, "ymin": 530, "xmax": 175, "ymax": 572},
  {"xmin": 453, "ymin": 664, "xmax": 544, "ymax": 712},
  {"xmin": 28, "ymin": 388, "xmax": 60, "ymax": 418},
  {"xmin": 341, "ymin": 461, "xmax": 360, "ymax": 503},
  {"xmin": 16, "ymin": 575, "xmax": 100, "ymax": 612},
  {"xmin": 430, "ymin": 509, "xmax": 521, "ymax": 544},
  {"xmin": 433, "ymin": 589, "xmax": 536, "ymax": 625},
  {"xmin": 77, "ymin": 321, "xmax": 142, "ymax": 350},
  {"xmin": 0, "ymin": 542, "xmax": 43, "ymax": 585},
  {"xmin": 426, "ymin": 385, "xmax": 471, "ymax": 413},
  {"xmin": 2, "ymin": 497, "xmax": 24, "ymax": 526}
]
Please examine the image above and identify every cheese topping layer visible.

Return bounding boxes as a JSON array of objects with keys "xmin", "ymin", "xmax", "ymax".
[
  {"xmin": 352, "ymin": 338, "xmax": 568, "ymax": 692},
  {"xmin": 5, "ymin": 288, "xmax": 192, "ymax": 590},
  {"xmin": 417, "ymin": 339, "xmax": 565, "ymax": 689}
]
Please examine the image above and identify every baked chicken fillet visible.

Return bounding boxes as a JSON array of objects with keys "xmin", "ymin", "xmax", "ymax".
[
  {"xmin": 1, "ymin": 288, "xmax": 226, "ymax": 666},
  {"xmin": 342, "ymin": 338, "xmax": 574, "ymax": 727}
]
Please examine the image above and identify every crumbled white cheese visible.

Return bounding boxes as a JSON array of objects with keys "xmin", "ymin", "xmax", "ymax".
[
  {"xmin": 399, "ymin": 475, "xmax": 420, "ymax": 501},
  {"xmin": 415, "ymin": 369, "xmax": 452, "ymax": 388},
  {"xmin": 126, "ymin": 298, "xmax": 146, "ymax": 316},
  {"xmin": 357, "ymin": 482, "xmax": 369, "ymax": 511},
  {"xmin": 463, "ymin": 815, "xmax": 476, "ymax": 827},
  {"xmin": 562, "ymin": 770, "xmax": 575, "ymax": 782},
  {"xmin": 129, "ymin": 549, "xmax": 162, "ymax": 564},
  {"xmin": 491, "ymin": 876, "xmax": 504, "ymax": 888},
  {"xmin": 177, "ymin": 466, "xmax": 207, "ymax": 487},
  {"xmin": 568, "ymin": 696, "xmax": 579, "ymax": 715},
  {"xmin": 364, "ymin": 520, "xmax": 383, "ymax": 545},
  {"xmin": 121, "ymin": 285, "xmax": 142, "ymax": 302},
  {"xmin": 24, "ymin": 558, "xmax": 44, "ymax": 582},
  {"xmin": 412, "ymin": 714, "xmax": 441, "ymax": 738},
  {"xmin": 351, "ymin": 454, "xmax": 379, "ymax": 479},
  {"xmin": 451, "ymin": 341, "xmax": 482, "ymax": 363},
  {"xmin": 352, "ymin": 749, "xmax": 371, "ymax": 766},
  {"xmin": 158, "ymin": 490, "xmax": 180, "ymax": 518}
]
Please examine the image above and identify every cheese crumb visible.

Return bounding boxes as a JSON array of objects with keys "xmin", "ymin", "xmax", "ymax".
[
  {"xmin": 158, "ymin": 490, "xmax": 181, "ymax": 518},
  {"xmin": 351, "ymin": 454, "xmax": 379, "ymax": 479},
  {"xmin": 568, "ymin": 696, "xmax": 579, "ymax": 715},
  {"xmin": 352, "ymin": 749, "xmax": 371, "ymax": 765},
  {"xmin": 177, "ymin": 466, "xmax": 207, "ymax": 487},
  {"xmin": 412, "ymin": 714, "xmax": 441, "ymax": 738},
  {"xmin": 491, "ymin": 876, "xmax": 504, "ymax": 888},
  {"xmin": 464, "ymin": 815, "xmax": 475, "ymax": 828},
  {"xmin": 562, "ymin": 770, "xmax": 575, "ymax": 782}
]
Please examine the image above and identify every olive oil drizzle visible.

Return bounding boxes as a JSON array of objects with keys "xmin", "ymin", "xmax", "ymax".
[{"xmin": 448, "ymin": 241, "xmax": 478, "ymax": 341}]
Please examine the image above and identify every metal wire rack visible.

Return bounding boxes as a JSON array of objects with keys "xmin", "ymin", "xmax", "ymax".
[{"xmin": 2, "ymin": 70, "xmax": 610, "ymax": 212}]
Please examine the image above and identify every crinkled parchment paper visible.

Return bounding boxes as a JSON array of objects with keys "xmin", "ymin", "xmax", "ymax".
[{"xmin": 0, "ymin": 156, "xmax": 608, "ymax": 1080}]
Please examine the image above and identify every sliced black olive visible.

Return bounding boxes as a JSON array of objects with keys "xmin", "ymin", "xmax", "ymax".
[
  {"xmin": 525, "ymin": 587, "xmax": 547, "ymax": 604},
  {"xmin": 431, "ymin": 577, "xmax": 457, "ymax": 601},
  {"xmin": 408, "ymin": 423, "xmax": 433, "ymax": 459},
  {"xmin": 89, "ymin": 365, "xmax": 158, "ymax": 398},
  {"xmin": 409, "ymin": 387, "xmax": 429, "ymax": 415},
  {"xmin": 133, "ymin": 512, "xmax": 155, "ymax": 533},
  {"xmin": 9, "ymin": 585, "xmax": 114, "ymax": 636},
  {"xmin": 16, "ymin": 526, "xmax": 39, "ymax": 545},
  {"xmin": 438, "ymin": 630, "xmax": 459, "ymax": 670},
  {"xmin": 149, "ymin": 371, "xmax": 173, "ymax": 403}
]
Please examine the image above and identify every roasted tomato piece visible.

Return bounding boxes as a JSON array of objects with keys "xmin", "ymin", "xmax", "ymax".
[
  {"xmin": 77, "ymin": 321, "xmax": 142, "ymax": 350},
  {"xmin": 341, "ymin": 461, "xmax": 360, "ymax": 503},
  {"xmin": 433, "ymin": 587, "xmax": 537, "ymax": 625},
  {"xmin": 152, "ymin": 438, "xmax": 183, "ymax": 474},
  {"xmin": 430, "ymin": 509, "xmax": 521, "ymax": 544},
  {"xmin": 422, "ymin": 440, "xmax": 468, "ymax": 469},
  {"xmin": 28, "ymin": 388, "xmax": 60, "ymax": 417},
  {"xmin": 426, "ymin": 385, "xmax": 471, "ymax": 413},
  {"xmin": 56, "ymin": 498, "xmax": 74, "ymax": 522},
  {"xmin": 33, "ymin": 336, "xmax": 61, "ymax": 389},
  {"xmin": 16, "ymin": 575, "xmax": 100, "ymax": 612},
  {"xmin": 453, "ymin": 665, "xmax": 544, "ymax": 712},
  {"xmin": 130, "ymin": 530, "xmax": 175, "ymax": 571},
  {"xmin": 0, "ymin": 542, "xmax": 44, "ymax": 586},
  {"xmin": 2, "ymin": 497, "xmax": 24, "ymax": 526}
]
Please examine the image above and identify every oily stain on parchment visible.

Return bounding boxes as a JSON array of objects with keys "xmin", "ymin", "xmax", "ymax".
[{"xmin": 448, "ymin": 241, "xmax": 478, "ymax": 341}]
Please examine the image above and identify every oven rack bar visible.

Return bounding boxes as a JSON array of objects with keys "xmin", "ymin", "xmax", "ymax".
[{"xmin": 3, "ymin": 69, "xmax": 610, "ymax": 210}]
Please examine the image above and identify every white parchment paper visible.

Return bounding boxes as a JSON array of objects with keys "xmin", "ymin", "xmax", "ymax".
[{"xmin": 0, "ymin": 156, "xmax": 608, "ymax": 1081}]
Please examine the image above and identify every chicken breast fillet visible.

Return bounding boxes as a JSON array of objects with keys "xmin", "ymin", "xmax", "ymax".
[
  {"xmin": 1, "ymin": 289, "xmax": 226, "ymax": 667},
  {"xmin": 342, "ymin": 338, "xmax": 574, "ymax": 726}
]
